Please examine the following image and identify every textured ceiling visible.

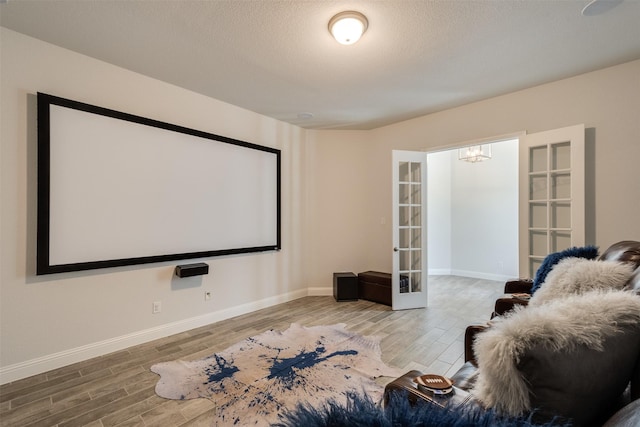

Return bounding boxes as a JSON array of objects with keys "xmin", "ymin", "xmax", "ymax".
[{"xmin": 2, "ymin": 0, "xmax": 640, "ymax": 130}]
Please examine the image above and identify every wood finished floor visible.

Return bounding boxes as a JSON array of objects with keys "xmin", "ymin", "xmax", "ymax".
[{"xmin": 0, "ymin": 275, "xmax": 503, "ymax": 427}]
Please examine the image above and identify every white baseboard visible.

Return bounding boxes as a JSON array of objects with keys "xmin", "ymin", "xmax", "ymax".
[
  {"xmin": 307, "ymin": 286, "xmax": 332, "ymax": 296},
  {"xmin": 428, "ymin": 268, "xmax": 452, "ymax": 275},
  {"xmin": 2, "ymin": 274, "xmax": 512, "ymax": 384},
  {"xmin": 0, "ymin": 288, "xmax": 310, "ymax": 385},
  {"xmin": 450, "ymin": 269, "xmax": 511, "ymax": 282}
]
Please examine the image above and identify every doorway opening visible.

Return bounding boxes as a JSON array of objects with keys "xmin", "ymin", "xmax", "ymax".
[{"xmin": 426, "ymin": 138, "xmax": 519, "ymax": 282}]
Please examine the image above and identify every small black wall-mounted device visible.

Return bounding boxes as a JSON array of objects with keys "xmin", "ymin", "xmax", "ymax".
[{"xmin": 175, "ymin": 262, "xmax": 209, "ymax": 278}]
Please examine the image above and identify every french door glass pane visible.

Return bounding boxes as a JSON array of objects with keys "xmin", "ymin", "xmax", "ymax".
[
  {"xmin": 400, "ymin": 228, "xmax": 410, "ymax": 248},
  {"xmin": 552, "ymin": 142, "xmax": 571, "ymax": 170},
  {"xmin": 551, "ymin": 173, "xmax": 570, "ymax": 199},
  {"xmin": 411, "ymin": 250, "xmax": 421, "ymax": 270},
  {"xmin": 411, "ymin": 206, "xmax": 421, "ymax": 226},
  {"xmin": 551, "ymin": 202, "xmax": 571, "ymax": 229},
  {"xmin": 411, "ymin": 162, "xmax": 421, "ymax": 182},
  {"xmin": 530, "ymin": 146, "xmax": 547, "ymax": 172},
  {"xmin": 530, "ymin": 203, "xmax": 547, "ymax": 228},
  {"xmin": 399, "ymin": 206, "xmax": 410, "ymax": 226},
  {"xmin": 399, "ymin": 162, "xmax": 409, "ymax": 182},
  {"xmin": 411, "ymin": 183, "xmax": 422, "ymax": 204},
  {"xmin": 530, "ymin": 231, "xmax": 547, "ymax": 257},
  {"xmin": 400, "ymin": 274, "xmax": 409, "ymax": 293},
  {"xmin": 399, "ymin": 183, "xmax": 410, "ymax": 204},
  {"xmin": 530, "ymin": 258, "xmax": 543, "ymax": 279},
  {"xmin": 551, "ymin": 231, "xmax": 571, "ymax": 251},
  {"xmin": 411, "ymin": 272, "xmax": 422, "ymax": 292},
  {"xmin": 400, "ymin": 250, "xmax": 410, "ymax": 271},
  {"xmin": 411, "ymin": 228, "xmax": 421, "ymax": 249},
  {"xmin": 530, "ymin": 176, "xmax": 547, "ymax": 200}
]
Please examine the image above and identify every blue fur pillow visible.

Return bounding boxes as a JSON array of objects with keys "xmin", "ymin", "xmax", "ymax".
[
  {"xmin": 272, "ymin": 392, "xmax": 568, "ymax": 427},
  {"xmin": 531, "ymin": 245, "xmax": 599, "ymax": 294}
]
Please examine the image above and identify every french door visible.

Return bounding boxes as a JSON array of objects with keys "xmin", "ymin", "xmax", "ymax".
[
  {"xmin": 519, "ymin": 124, "xmax": 585, "ymax": 278},
  {"xmin": 392, "ymin": 150, "xmax": 428, "ymax": 310}
]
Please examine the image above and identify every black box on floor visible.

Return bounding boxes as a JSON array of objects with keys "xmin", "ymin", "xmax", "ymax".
[
  {"xmin": 333, "ymin": 272, "xmax": 358, "ymax": 301},
  {"xmin": 357, "ymin": 271, "xmax": 392, "ymax": 306},
  {"xmin": 357, "ymin": 271, "xmax": 410, "ymax": 306}
]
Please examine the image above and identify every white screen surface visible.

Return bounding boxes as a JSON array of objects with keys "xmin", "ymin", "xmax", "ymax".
[{"xmin": 38, "ymin": 94, "xmax": 280, "ymax": 274}]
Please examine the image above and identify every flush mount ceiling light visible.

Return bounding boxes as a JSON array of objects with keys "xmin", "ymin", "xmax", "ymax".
[
  {"xmin": 581, "ymin": 0, "xmax": 623, "ymax": 16},
  {"xmin": 328, "ymin": 11, "xmax": 368, "ymax": 45}
]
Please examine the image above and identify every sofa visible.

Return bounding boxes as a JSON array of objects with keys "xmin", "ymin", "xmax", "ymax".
[
  {"xmin": 493, "ymin": 240, "xmax": 640, "ymax": 317},
  {"xmin": 385, "ymin": 240, "xmax": 640, "ymax": 427}
]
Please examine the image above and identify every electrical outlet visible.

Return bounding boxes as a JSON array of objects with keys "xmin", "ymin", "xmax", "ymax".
[
  {"xmin": 152, "ymin": 301, "xmax": 161, "ymax": 314},
  {"xmin": 205, "ymin": 291, "xmax": 212, "ymax": 301}
]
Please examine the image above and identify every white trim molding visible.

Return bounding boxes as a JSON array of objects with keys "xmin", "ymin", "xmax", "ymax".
[
  {"xmin": 0, "ymin": 288, "xmax": 308, "ymax": 384},
  {"xmin": 450, "ymin": 269, "xmax": 512, "ymax": 283}
]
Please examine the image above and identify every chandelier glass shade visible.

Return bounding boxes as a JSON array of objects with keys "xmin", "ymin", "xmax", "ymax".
[{"xmin": 458, "ymin": 145, "xmax": 492, "ymax": 163}]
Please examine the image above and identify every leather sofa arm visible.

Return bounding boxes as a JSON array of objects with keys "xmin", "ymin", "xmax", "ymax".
[
  {"xmin": 631, "ymin": 358, "xmax": 640, "ymax": 401},
  {"xmin": 492, "ymin": 297, "xmax": 529, "ymax": 318},
  {"xmin": 504, "ymin": 278, "xmax": 533, "ymax": 293},
  {"xmin": 464, "ymin": 325, "xmax": 488, "ymax": 365}
]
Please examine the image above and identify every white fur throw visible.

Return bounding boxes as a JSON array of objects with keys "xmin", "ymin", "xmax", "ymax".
[
  {"xmin": 472, "ymin": 290, "xmax": 640, "ymax": 417},
  {"xmin": 529, "ymin": 257, "xmax": 634, "ymax": 306}
]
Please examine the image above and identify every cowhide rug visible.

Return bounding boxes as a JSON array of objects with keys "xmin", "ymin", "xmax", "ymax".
[{"xmin": 151, "ymin": 323, "xmax": 402, "ymax": 426}]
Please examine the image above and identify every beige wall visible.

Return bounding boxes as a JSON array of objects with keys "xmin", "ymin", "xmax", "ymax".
[
  {"xmin": 0, "ymin": 29, "xmax": 309, "ymax": 382},
  {"xmin": 306, "ymin": 59, "xmax": 640, "ymax": 285},
  {"xmin": 2, "ymin": 26, "xmax": 639, "ymax": 384},
  {"xmin": 304, "ymin": 130, "xmax": 374, "ymax": 288}
]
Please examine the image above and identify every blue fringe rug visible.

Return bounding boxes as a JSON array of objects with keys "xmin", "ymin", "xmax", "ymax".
[{"xmin": 273, "ymin": 392, "xmax": 570, "ymax": 427}]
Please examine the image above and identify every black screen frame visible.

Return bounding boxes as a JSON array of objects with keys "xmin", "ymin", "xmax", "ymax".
[{"xmin": 37, "ymin": 92, "xmax": 281, "ymax": 275}]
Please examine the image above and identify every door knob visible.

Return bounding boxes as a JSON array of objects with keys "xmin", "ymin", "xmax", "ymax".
[{"xmin": 393, "ymin": 247, "xmax": 399, "ymax": 252}]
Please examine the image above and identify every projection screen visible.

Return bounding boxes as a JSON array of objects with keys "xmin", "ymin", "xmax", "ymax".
[{"xmin": 37, "ymin": 93, "xmax": 281, "ymax": 275}]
